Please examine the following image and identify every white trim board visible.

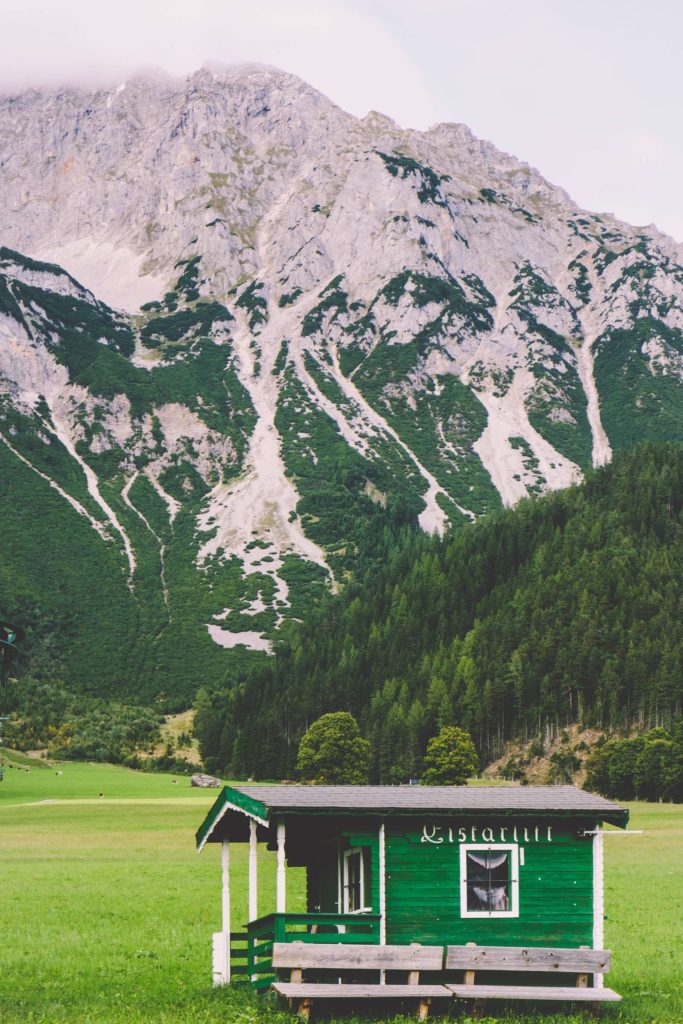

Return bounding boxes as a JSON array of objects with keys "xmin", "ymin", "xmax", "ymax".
[
  {"xmin": 593, "ymin": 828, "xmax": 605, "ymax": 988},
  {"xmin": 196, "ymin": 797, "xmax": 269, "ymax": 853},
  {"xmin": 379, "ymin": 823, "xmax": 386, "ymax": 945},
  {"xmin": 342, "ymin": 847, "xmax": 372, "ymax": 914}
]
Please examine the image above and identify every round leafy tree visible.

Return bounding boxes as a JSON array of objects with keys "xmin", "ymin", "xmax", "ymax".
[
  {"xmin": 296, "ymin": 712, "xmax": 371, "ymax": 784},
  {"xmin": 634, "ymin": 735, "xmax": 673, "ymax": 801},
  {"xmin": 421, "ymin": 726, "xmax": 478, "ymax": 786}
]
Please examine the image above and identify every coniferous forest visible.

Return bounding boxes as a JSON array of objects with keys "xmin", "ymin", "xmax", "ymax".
[{"xmin": 195, "ymin": 443, "xmax": 683, "ymax": 782}]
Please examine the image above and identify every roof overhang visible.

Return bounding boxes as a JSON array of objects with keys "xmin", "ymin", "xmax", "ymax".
[
  {"xmin": 196, "ymin": 786, "xmax": 269, "ymax": 851},
  {"xmin": 196, "ymin": 784, "xmax": 628, "ymax": 849}
]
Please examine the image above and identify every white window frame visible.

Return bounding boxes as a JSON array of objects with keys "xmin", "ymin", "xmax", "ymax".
[
  {"xmin": 342, "ymin": 847, "xmax": 371, "ymax": 914},
  {"xmin": 459, "ymin": 843, "xmax": 519, "ymax": 919}
]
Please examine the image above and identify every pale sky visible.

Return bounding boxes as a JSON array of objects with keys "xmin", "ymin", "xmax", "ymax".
[{"xmin": 2, "ymin": 0, "xmax": 681, "ymax": 240}]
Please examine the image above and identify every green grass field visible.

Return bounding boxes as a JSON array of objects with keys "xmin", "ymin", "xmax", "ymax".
[{"xmin": 0, "ymin": 759, "xmax": 681, "ymax": 1023}]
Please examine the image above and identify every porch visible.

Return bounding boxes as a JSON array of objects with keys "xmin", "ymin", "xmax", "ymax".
[
  {"xmin": 232, "ymin": 912, "xmax": 381, "ymax": 991},
  {"xmin": 200, "ymin": 787, "xmax": 384, "ymax": 987}
]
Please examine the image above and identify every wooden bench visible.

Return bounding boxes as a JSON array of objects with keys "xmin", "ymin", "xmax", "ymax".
[
  {"xmin": 271, "ymin": 941, "xmax": 449, "ymax": 1020},
  {"xmin": 445, "ymin": 943, "xmax": 622, "ymax": 1004}
]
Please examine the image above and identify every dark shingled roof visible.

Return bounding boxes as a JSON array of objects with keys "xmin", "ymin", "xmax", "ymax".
[
  {"xmin": 232, "ymin": 784, "xmax": 625, "ymax": 815},
  {"xmin": 196, "ymin": 784, "xmax": 628, "ymax": 848}
]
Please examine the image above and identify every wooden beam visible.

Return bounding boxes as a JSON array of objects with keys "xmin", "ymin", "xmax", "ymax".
[
  {"xmin": 295, "ymin": 997, "xmax": 312, "ymax": 1021},
  {"xmin": 463, "ymin": 941, "xmax": 476, "ymax": 987},
  {"xmin": 272, "ymin": 942, "xmax": 442, "ymax": 971},
  {"xmin": 408, "ymin": 942, "xmax": 421, "ymax": 986},
  {"xmin": 277, "ymin": 819, "xmax": 286, "ymax": 913},
  {"xmin": 445, "ymin": 945, "xmax": 611, "ymax": 973},
  {"xmin": 417, "ymin": 998, "xmax": 431, "ymax": 1021}
]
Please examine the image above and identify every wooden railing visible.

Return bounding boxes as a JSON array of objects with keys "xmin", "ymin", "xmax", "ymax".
[
  {"xmin": 243, "ymin": 912, "xmax": 381, "ymax": 991},
  {"xmin": 228, "ymin": 931, "xmax": 250, "ymax": 980}
]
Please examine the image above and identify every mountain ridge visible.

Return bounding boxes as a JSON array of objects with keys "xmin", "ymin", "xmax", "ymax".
[{"xmin": 0, "ymin": 65, "xmax": 681, "ymax": 692}]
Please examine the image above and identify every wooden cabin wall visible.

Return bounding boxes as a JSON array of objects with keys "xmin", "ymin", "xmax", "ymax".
[{"xmin": 385, "ymin": 818, "xmax": 594, "ymax": 948}]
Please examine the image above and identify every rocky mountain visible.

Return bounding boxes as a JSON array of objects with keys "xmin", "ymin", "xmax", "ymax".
[{"xmin": 0, "ymin": 65, "xmax": 681, "ymax": 701}]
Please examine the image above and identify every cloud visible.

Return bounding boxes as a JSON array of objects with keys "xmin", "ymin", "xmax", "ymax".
[
  {"xmin": 0, "ymin": 0, "xmax": 442, "ymax": 129},
  {"xmin": 555, "ymin": 131, "xmax": 683, "ymax": 240}
]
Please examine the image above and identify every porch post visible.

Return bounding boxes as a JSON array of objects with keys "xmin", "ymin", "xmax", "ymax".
[
  {"xmin": 379, "ymin": 821, "xmax": 386, "ymax": 985},
  {"xmin": 593, "ymin": 827, "xmax": 604, "ymax": 989},
  {"xmin": 249, "ymin": 818, "xmax": 258, "ymax": 922},
  {"xmin": 212, "ymin": 839, "xmax": 231, "ymax": 985},
  {"xmin": 222, "ymin": 839, "xmax": 231, "ymax": 934},
  {"xmin": 276, "ymin": 819, "xmax": 287, "ymax": 913},
  {"xmin": 379, "ymin": 822, "xmax": 386, "ymax": 945}
]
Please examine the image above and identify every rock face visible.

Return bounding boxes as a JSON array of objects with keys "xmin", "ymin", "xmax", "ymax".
[{"xmin": 0, "ymin": 66, "xmax": 681, "ymax": 698}]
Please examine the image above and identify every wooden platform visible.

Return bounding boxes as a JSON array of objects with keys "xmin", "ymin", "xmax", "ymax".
[
  {"xmin": 448, "ymin": 983, "xmax": 622, "ymax": 1002},
  {"xmin": 274, "ymin": 983, "xmax": 451, "ymax": 1000}
]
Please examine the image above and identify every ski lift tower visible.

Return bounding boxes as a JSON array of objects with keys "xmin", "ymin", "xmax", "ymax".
[{"xmin": 0, "ymin": 621, "xmax": 24, "ymax": 780}]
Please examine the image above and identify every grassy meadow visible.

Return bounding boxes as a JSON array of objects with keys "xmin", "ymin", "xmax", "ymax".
[{"xmin": 0, "ymin": 757, "xmax": 681, "ymax": 1024}]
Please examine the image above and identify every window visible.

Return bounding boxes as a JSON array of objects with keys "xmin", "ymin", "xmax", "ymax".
[
  {"xmin": 342, "ymin": 848, "xmax": 369, "ymax": 913},
  {"xmin": 459, "ymin": 844, "xmax": 519, "ymax": 918}
]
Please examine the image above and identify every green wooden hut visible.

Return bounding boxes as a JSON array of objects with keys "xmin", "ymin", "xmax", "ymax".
[{"xmin": 196, "ymin": 784, "xmax": 627, "ymax": 993}]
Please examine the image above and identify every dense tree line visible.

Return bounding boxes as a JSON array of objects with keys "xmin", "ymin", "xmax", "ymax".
[
  {"xmin": 584, "ymin": 724, "xmax": 683, "ymax": 802},
  {"xmin": 195, "ymin": 443, "xmax": 683, "ymax": 783},
  {"xmin": 4, "ymin": 677, "xmax": 164, "ymax": 765}
]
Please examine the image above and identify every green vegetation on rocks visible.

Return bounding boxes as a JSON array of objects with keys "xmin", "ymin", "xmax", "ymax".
[
  {"xmin": 594, "ymin": 318, "xmax": 683, "ymax": 450},
  {"xmin": 301, "ymin": 275, "xmax": 348, "ymax": 337},
  {"xmin": 376, "ymin": 151, "xmax": 450, "ymax": 208},
  {"xmin": 275, "ymin": 364, "xmax": 423, "ymax": 577}
]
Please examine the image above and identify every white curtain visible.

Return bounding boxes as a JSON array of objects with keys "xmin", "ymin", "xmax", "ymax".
[
  {"xmin": 468, "ymin": 851, "xmax": 509, "ymax": 910},
  {"xmin": 468, "ymin": 852, "xmax": 508, "ymax": 869}
]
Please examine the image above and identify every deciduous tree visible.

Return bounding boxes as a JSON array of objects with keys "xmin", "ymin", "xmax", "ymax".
[
  {"xmin": 296, "ymin": 712, "xmax": 371, "ymax": 784},
  {"xmin": 421, "ymin": 725, "xmax": 478, "ymax": 785}
]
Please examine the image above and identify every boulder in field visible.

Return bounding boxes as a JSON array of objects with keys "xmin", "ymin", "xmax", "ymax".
[{"xmin": 191, "ymin": 773, "xmax": 222, "ymax": 789}]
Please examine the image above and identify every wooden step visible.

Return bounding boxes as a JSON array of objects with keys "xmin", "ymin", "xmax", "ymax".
[
  {"xmin": 273, "ymin": 983, "xmax": 451, "ymax": 1000},
  {"xmin": 448, "ymin": 984, "xmax": 622, "ymax": 1002}
]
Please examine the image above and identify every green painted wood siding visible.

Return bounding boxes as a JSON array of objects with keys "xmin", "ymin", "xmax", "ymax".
[{"xmin": 385, "ymin": 818, "xmax": 594, "ymax": 948}]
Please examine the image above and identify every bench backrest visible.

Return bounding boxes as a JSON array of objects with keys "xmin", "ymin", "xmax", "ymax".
[
  {"xmin": 445, "ymin": 945, "xmax": 611, "ymax": 974},
  {"xmin": 272, "ymin": 942, "xmax": 443, "ymax": 972}
]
